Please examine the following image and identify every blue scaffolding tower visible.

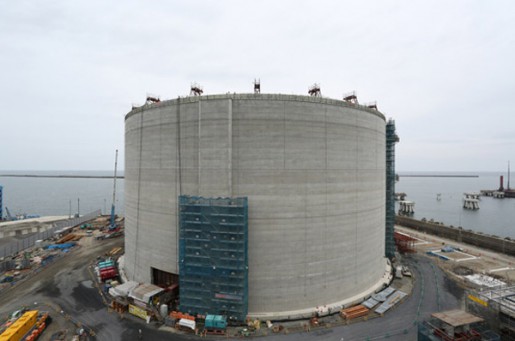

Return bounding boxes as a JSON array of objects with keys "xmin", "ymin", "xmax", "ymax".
[
  {"xmin": 386, "ymin": 119, "xmax": 399, "ymax": 259},
  {"xmin": 178, "ymin": 196, "xmax": 248, "ymax": 322}
]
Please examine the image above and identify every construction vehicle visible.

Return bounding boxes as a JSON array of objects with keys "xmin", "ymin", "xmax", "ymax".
[{"xmin": 204, "ymin": 315, "xmax": 227, "ymax": 335}]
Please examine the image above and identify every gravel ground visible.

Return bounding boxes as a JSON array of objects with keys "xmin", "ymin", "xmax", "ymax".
[
  {"xmin": 0, "ymin": 232, "xmax": 467, "ymax": 341},
  {"xmin": 0, "ymin": 234, "xmax": 206, "ymax": 341}
]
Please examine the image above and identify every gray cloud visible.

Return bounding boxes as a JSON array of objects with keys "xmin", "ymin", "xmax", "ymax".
[{"xmin": 1, "ymin": 0, "xmax": 514, "ymax": 171}]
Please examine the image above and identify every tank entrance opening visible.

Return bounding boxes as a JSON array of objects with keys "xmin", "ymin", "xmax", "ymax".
[
  {"xmin": 152, "ymin": 267, "xmax": 178, "ymax": 287},
  {"xmin": 152, "ymin": 268, "xmax": 179, "ymax": 311}
]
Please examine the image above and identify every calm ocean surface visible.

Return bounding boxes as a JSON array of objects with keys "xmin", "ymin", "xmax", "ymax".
[
  {"xmin": 396, "ymin": 171, "xmax": 515, "ymax": 239},
  {"xmin": 1, "ymin": 170, "xmax": 514, "ymax": 238},
  {"xmin": 0, "ymin": 171, "xmax": 125, "ymax": 217}
]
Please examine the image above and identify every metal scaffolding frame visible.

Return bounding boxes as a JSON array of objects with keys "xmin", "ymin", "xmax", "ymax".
[
  {"xmin": 385, "ymin": 119, "xmax": 399, "ymax": 259},
  {"xmin": 178, "ymin": 196, "xmax": 248, "ymax": 322}
]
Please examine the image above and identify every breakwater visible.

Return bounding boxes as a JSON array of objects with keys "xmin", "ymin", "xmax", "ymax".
[
  {"xmin": 395, "ymin": 215, "xmax": 515, "ymax": 257},
  {"xmin": 399, "ymin": 174, "xmax": 479, "ymax": 178},
  {"xmin": 0, "ymin": 174, "xmax": 124, "ymax": 179}
]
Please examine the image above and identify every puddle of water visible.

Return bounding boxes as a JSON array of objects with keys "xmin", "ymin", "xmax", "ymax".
[{"xmin": 81, "ymin": 280, "xmax": 93, "ymax": 288}]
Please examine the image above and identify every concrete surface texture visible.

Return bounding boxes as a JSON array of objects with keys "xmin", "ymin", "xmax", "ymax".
[{"xmin": 124, "ymin": 93, "xmax": 388, "ymax": 317}]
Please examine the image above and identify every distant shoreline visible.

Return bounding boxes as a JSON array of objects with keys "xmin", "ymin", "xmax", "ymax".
[
  {"xmin": 398, "ymin": 175, "xmax": 479, "ymax": 178},
  {"xmin": 0, "ymin": 174, "xmax": 125, "ymax": 179},
  {"xmin": 1, "ymin": 174, "xmax": 479, "ymax": 179}
]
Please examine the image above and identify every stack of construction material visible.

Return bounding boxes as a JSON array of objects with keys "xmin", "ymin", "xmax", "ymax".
[
  {"xmin": 108, "ymin": 247, "xmax": 123, "ymax": 256},
  {"xmin": 340, "ymin": 305, "xmax": 369, "ymax": 320},
  {"xmin": 96, "ymin": 259, "xmax": 118, "ymax": 282},
  {"xmin": 56, "ymin": 234, "xmax": 77, "ymax": 244}
]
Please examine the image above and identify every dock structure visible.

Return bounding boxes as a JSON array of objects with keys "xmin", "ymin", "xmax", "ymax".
[
  {"xmin": 480, "ymin": 174, "xmax": 515, "ymax": 198},
  {"xmin": 480, "ymin": 190, "xmax": 495, "ymax": 197},
  {"xmin": 493, "ymin": 191, "xmax": 505, "ymax": 198},
  {"xmin": 463, "ymin": 198, "xmax": 479, "ymax": 210},
  {"xmin": 481, "ymin": 189, "xmax": 506, "ymax": 198},
  {"xmin": 464, "ymin": 192, "xmax": 481, "ymax": 200},
  {"xmin": 394, "ymin": 192, "xmax": 406, "ymax": 201},
  {"xmin": 398, "ymin": 201, "xmax": 415, "ymax": 215}
]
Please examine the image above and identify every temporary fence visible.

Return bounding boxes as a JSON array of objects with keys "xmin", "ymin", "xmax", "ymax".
[{"xmin": 0, "ymin": 209, "xmax": 101, "ymax": 258}]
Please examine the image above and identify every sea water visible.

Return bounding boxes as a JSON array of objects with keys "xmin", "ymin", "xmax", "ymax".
[
  {"xmin": 0, "ymin": 171, "xmax": 124, "ymax": 217},
  {"xmin": 396, "ymin": 171, "xmax": 515, "ymax": 239},
  {"xmin": 1, "ymin": 170, "xmax": 514, "ymax": 238}
]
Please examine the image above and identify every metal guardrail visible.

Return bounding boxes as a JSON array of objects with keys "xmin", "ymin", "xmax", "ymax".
[{"xmin": 0, "ymin": 209, "xmax": 101, "ymax": 259}]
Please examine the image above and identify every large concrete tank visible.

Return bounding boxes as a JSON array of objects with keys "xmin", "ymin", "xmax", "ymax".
[{"xmin": 124, "ymin": 93, "xmax": 389, "ymax": 319}]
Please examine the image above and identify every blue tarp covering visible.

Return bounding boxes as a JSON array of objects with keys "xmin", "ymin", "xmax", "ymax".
[{"xmin": 46, "ymin": 242, "xmax": 76, "ymax": 250}]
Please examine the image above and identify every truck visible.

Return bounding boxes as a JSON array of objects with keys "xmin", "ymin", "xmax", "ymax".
[{"xmin": 204, "ymin": 315, "xmax": 227, "ymax": 335}]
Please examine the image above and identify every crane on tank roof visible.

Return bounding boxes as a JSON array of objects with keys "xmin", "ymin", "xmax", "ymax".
[
  {"xmin": 308, "ymin": 83, "xmax": 321, "ymax": 97},
  {"xmin": 342, "ymin": 90, "xmax": 379, "ymax": 110},
  {"xmin": 190, "ymin": 83, "xmax": 203, "ymax": 96},
  {"xmin": 146, "ymin": 93, "xmax": 161, "ymax": 104},
  {"xmin": 131, "ymin": 94, "xmax": 160, "ymax": 110},
  {"xmin": 254, "ymin": 79, "xmax": 260, "ymax": 94},
  {"xmin": 364, "ymin": 101, "xmax": 378, "ymax": 110},
  {"xmin": 343, "ymin": 91, "xmax": 358, "ymax": 104}
]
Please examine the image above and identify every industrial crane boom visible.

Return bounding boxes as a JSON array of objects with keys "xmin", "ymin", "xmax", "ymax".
[{"xmin": 110, "ymin": 149, "xmax": 118, "ymax": 229}]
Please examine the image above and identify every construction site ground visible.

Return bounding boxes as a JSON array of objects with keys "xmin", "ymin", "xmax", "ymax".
[
  {"xmin": 4, "ymin": 222, "xmax": 509, "ymax": 340},
  {"xmin": 0, "ymin": 224, "xmax": 225, "ymax": 341},
  {"xmin": 396, "ymin": 225, "xmax": 515, "ymax": 286}
]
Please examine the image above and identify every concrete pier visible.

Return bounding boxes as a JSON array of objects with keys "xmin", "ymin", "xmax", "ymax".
[
  {"xmin": 493, "ymin": 191, "xmax": 505, "ymax": 198},
  {"xmin": 481, "ymin": 189, "xmax": 515, "ymax": 199},
  {"xmin": 463, "ymin": 198, "xmax": 479, "ymax": 210},
  {"xmin": 481, "ymin": 190, "xmax": 494, "ymax": 197},
  {"xmin": 395, "ymin": 192, "xmax": 407, "ymax": 201},
  {"xmin": 464, "ymin": 192, "xmax": 480, "ymax": 200},
  {"xmin": 398, "ymin": 200, "xmax": 415, "ymax": 215}
]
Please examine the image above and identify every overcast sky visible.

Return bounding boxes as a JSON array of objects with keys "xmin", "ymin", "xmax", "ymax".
[{"xmin": 1, "ymin": 1, "xmax": 514, "ymax": 172}]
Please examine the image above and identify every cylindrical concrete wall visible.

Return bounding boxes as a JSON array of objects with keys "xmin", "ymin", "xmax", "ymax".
[{"xmin": 124, "ymin": 93, "xmax": 387, "ymax": 318}]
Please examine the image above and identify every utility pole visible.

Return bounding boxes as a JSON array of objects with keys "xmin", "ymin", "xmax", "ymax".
[{"xmin": 77, "ymin": 198, "xmax": 80, "ymax": 217}]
